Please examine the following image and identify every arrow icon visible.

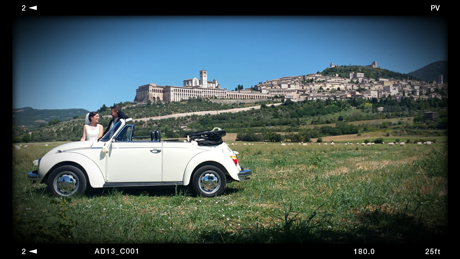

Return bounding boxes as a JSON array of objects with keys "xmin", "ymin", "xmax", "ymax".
[
  {"xmin": 29, "ymin": 6, "xmax": 37, "ymax": 10},
  {"xmin": 29, "ymin": 249, "xmax": 37, "ymax": 254}
]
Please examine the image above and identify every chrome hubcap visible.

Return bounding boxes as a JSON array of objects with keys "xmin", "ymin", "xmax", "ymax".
[
  {"xmin": 199, "ymin": 171, "xmax": 220, "ymax": 194},
  {"xmin": 54, "ymin": 172, "xmax": 78, "ymax": 196}
]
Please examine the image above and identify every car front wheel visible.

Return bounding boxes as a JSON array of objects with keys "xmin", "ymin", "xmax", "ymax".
[
  {"xmin": 192, "ymin": 165, "xmax": 226, "ymax": 197},
  {"xmin": 47, "ymin": 165, "xmax": 87, "ymax": 197}
]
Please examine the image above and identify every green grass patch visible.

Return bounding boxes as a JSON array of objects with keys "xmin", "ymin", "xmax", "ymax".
[{"xmin": 13, "ymin": 141, "xmax": 448, "ymax": 243}]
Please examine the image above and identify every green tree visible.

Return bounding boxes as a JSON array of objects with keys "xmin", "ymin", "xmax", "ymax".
[
  {"xmin": 21, "ymin": 134, "xmax": 31, "ymax": 143},
  {"xmin": 413, "ymin": 115, "xmax": 424, "ymax": 124},
  {"xmin": 98, "ymin": 104, "xmax": 108, "ymax": 112},
  {"xmin": 266, "ymin": 132, "xmax": 282, "ymax": 142},
  {"xmin": 48, "ymin": 119, "xmax": 61, "ymax": 126}
]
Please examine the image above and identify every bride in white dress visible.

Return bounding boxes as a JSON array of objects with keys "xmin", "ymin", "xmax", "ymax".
[{"xmin": 80, "ymin": 112, "xmax": 103, "ymax": 142}]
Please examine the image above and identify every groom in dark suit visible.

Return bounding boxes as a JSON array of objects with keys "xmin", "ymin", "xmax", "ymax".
[{"xmin": 102, "ymin": 105, "xmax": 129, "ymax": 136}]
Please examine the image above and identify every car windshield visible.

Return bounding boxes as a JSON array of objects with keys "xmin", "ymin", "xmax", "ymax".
[{"xmin": 100, "ymin": 120, "xmax": 122, "ymax": 142}]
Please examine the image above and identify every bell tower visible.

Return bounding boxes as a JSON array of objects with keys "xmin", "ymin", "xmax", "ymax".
[{"xmin": 200, "ymin": 70, "xmax": 208, "ymax": 88}]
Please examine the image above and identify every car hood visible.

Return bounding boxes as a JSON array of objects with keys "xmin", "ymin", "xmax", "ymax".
[{"xmin": 46, "ymin": 141, "xmax": 94, "ymax": 155}]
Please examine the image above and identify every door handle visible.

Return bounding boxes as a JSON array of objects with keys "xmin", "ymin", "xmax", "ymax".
[{"xmin": 150, "ymin": 148, "xmax": 161, "ymax": 153}]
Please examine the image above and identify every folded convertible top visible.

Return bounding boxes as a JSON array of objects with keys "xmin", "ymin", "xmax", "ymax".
[{"xmin": 187, "ymin": 129, "xmax": 226, "ymax": 146}]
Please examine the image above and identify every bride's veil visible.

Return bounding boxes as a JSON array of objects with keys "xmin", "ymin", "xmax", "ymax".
[{"xmin": 85, "ymin": 113, "xmax": 90, "ymax": 125}]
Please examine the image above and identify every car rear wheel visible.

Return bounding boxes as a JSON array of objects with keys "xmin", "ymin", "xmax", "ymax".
[
  {"xmin": 47, "ymin": 165, "xmax": 87, "ymax": 197},
  {"xmin": 192, "ymin": 165, "xmax": 226, "ymax": 197}
]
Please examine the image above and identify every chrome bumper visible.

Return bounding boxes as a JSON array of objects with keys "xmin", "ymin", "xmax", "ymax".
[
  {"xmin": 238, "ymin": 168, "xmax": 252, "ymax": 181},
  {"xmin": 28, "ymin": 170, "xmax": 39, "ymax": 183}
]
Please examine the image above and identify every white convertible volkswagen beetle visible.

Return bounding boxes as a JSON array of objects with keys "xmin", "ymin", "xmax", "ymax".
[{"xmin": 28, "ymin": 118, "xmax": 251, "ymax": 197}]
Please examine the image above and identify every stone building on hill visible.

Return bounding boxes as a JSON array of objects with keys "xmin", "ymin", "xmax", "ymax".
[
  {"xmin": 134, "ymin": 70, "xmax": 270, "ymax": 103},
  {"xmin": 183, "ymin": 70, "xmax": 220, "ymax": 88}
]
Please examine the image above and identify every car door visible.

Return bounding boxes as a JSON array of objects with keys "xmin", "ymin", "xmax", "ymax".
[{"xmin": 105, "ymin": 126, "xmax": 162, "ymax": 183}]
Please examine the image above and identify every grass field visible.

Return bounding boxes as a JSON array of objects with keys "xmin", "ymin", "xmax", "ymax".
[{"xmin": 12, "ymin": 140, "xmax": 448, "ymax": 244}]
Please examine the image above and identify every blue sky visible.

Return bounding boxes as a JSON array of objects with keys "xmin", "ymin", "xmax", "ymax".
[{"xmin": 13, "ymin": 16, "xmax": 447, "ymax": 111}]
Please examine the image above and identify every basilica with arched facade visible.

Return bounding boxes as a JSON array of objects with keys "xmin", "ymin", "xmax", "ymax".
[{"xmin": 134, "ymin": 70, "xmax": 269, "ymax": 103}]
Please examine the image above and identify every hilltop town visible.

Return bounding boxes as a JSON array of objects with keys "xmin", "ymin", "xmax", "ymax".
[
  {"xmin": 253, "ymin": 63, "xmax": 447, "ymax": 102},
  {"xmin": 134, "ymin": 62, "xmax": 448, "ymax": 105}
]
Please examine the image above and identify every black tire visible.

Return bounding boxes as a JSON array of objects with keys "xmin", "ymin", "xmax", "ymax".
[
  {"xmin": 47, "ymin": 165, "xmax": 87, "ymax": 197},
  {"xmin": 191, "ymin": 165, "xmax": 226, "ymax": 197}
]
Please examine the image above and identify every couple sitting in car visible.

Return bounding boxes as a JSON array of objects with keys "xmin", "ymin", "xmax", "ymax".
[{"xmin": 80, "ymin": 105, "xmax": 128, "ymax": 142}]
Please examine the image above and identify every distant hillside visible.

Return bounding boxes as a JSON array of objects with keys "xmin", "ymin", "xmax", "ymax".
[
  {"xmin": 408, "ymin": 60, "xmax": 448, "ymax": 83},
  {"xmin": 321, "ymin": 66, "xmax": 420, "ymax": 81},
  {"xmin": 13, "ymin": 107, "xmax": 89, "ymax": 128}
]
